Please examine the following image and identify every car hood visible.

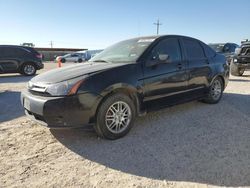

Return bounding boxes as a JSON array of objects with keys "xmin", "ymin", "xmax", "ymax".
[{"xmin": 31, "ymin": 62, "xmax": 127, "ymax": 84}]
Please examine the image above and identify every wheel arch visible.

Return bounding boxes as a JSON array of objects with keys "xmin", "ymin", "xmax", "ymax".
[
  {"xmin": 210, "ymin": 74, "xmax": 225, "ymax": 89},
  {"xmin": 19, "ymin": 61, "xmax": 37, "ymax": 70},
  {"xmin": 89, "ymin": 84, "xmax": 142, "ymax": 124}
]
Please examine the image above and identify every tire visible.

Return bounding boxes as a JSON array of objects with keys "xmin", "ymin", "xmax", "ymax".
[
  {"xmin": 61, "ymin": 58, "xmax": 66, "ymax": 63},
  {"xmin": 78, "ymin": 59, "xmax": 83, "ymax": 63},
  {"xmin": 94, "ymin": 93, "xmax": 136, "ymax": 140},
  {"xmin": 203, "ymin": 77, "xmax": 223, "ymax": 104},
  {"xmin": 230, "ymin": 62, "xmax": 245, "ymax": 76},
  {"xmin": 21, "ymin": 63, "xmax": 37, "ymax": 76}
]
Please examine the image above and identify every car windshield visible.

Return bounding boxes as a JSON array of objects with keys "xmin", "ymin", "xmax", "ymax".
[
  {"xmin": 208, "ymin": 44, "xmax": 224, "ymax": 53},
  {"xmin": 90, "ymin": 38, "xmax": 156, "ymax": 63},
  {"xmin": 64, "ymin": 54, "xmax": 71, "ymax": 57}
]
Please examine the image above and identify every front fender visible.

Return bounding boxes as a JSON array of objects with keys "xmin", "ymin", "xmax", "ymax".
[
  {"xmin": 99, "ymin": 83, "xmax": 139, "ymax": 97},
  {"xmin": 97, "ymin": 83, "xmax": 144, "ymax": 117}
]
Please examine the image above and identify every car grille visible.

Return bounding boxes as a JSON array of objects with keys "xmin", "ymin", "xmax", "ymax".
[
  {"xmin": 29, "ymin": 90, "xmax": 52, "ymax": 97},
  {"xmin": 28, "ymin": 82, "xmax": 51, "ymax": 97},
  {"xmin": 241, "ymin": 47, "xmax": 250, "ymax": 56}
]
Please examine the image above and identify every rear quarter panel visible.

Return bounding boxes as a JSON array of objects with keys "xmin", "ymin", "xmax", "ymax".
[{"xmin": 210, "ymin": 54, "xmax": 229, "ymax": 88}]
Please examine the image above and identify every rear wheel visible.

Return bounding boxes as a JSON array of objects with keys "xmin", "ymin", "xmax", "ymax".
[
  {"xmin": 21, "ymin": 63, "xmax": 37, "ymax": 76},
  {"xmin": 203, "ymin": 77, "xmax": 223, "ymax": 104},
  {"xmin": 78, "ymin": 58, "xmax": 83, "ymax": 63},
  {"xmin": 94, "ymin": 93, "xmax": 136, "ymax": 140}
]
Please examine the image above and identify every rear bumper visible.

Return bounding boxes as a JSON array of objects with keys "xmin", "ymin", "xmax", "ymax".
[
  {"xmin": 36, "ymin": 61, "xmax": 44, "ymax": 70},
  {"xmin": 21, "ymin": 90, "xmax": 102, "ymax": 128}
]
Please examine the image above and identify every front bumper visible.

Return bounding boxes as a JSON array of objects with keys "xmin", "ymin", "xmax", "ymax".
[
  {"xmin": 21, "ymin": 90, "xmax": 102, "ymax": 128},
  {"xmin": 235, "ymin": 63, "xmax": 250, "ymax": 69},
  {"xmin": 233, "ymin": 57, "xmax": 250, "ymax": 69}
]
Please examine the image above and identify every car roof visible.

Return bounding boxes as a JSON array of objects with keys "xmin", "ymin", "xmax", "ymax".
[
  {"xmin": 0, "ymin": 45, "xmax": 34, "ymax": 50},
  {"xmin": 130, "ymin": 35, "xmax": 202, "ymax": 41},
  {"xmin": 123, "ymin": 35, "xmax": 210, "ymax": 46}
]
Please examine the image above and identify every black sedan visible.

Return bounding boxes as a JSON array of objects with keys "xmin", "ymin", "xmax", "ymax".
[{"xmin": 21, "ymin": 35, "xmax": 229, "ymax": 139}]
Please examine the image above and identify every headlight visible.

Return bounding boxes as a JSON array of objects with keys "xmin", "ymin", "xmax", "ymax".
[
  {"xmin": 233, "ymin": 58, "xmax": 238, "ymax": 63},
  {"xmin": 46, "ymin": 77, "xmax": 85, "ymax": 96}
]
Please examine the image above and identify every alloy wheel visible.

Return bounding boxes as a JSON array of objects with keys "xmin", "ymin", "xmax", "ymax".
[
  {"xmin": 211, "ymin": 79, "xmax": 222, "ymax": 100},
  {"xmin": 105, "ymin": 101, "xmax": 132, "ymax": 134},
  {"xmin": 24, "ymin": 64, "xmax": 35, "ymax": 75}
]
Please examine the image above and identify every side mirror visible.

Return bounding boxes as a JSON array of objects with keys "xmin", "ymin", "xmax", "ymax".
[
  {"xmin": 146, "ymin": 54, "xmax": 170, "ymax": 67},
  {"xmin": 159, "ymin": 54, "xmax": 169, "ymax": 61}
]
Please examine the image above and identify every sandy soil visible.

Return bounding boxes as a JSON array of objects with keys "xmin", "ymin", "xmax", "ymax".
[{"xmin": 0, "ymin": 63, "xmax": 250, "ymax": 187}]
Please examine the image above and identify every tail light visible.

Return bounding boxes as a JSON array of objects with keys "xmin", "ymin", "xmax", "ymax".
[{"xmin": 36, "ymin": 54, "xmax": 43, "ymax": 59}]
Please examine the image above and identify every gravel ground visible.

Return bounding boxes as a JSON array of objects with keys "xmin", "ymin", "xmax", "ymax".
[{"xmin": 0, "ymin": 63, "xmax": 250, "ymax": 188}]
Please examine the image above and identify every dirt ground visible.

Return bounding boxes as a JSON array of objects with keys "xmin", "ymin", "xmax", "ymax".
[{"xmin": 0, "ymin": 63, "xmax": 250, "ymax": 188}]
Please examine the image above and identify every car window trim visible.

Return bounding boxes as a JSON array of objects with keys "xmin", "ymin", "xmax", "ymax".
[
  {"xmin": 143, "ymin": 37, "xmax": 183, "ymax": 65},
  {"xmin": 181, "ymin": 38, "xmax": 207, "ymax": 61}
]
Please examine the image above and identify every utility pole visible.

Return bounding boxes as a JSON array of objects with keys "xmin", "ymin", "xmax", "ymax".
[
  {"xmin": 50, "ymin": 41, "xmax": 53, "ymax": 48},
  {"xmin": 154, "ymin": 19, "xmax": 162, "ymax": 35}
]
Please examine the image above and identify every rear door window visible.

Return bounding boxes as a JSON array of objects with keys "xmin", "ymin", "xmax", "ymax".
[
  {"xmin": 13, "ymin": 48, "xmax": 27, "ymax": 57},
  {"xmin": 0, "ymin": 47, "xmax": 11, "ymax": 57},
  {"xmin": 71, "ymin": 54, "xmax": 79, "ymax": 57},
  {"xmin": 183, "ymin": 39, "xmax": 205, "ymax": 60}
]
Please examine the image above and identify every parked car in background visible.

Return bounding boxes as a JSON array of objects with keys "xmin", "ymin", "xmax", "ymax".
[
  {"xmin": 56, "ymin": 52, "xmax": 85, "ymax": 63},
  {"xmin": 231, "ymin": 41, "xmax": 250, "ymax": 76},
  {"xmin": 21, "ymin": 35, "xmax": 229, "ymax": 139},
  {"xmin": 56, "ymin": 50, "xmax": 103, "ymax": 63},
  {"xmin": 0, "ymin": 45, "xmax": 44, "ymax": 76},
  {"xmin": 208, "ymin": 43, "xmax": 239, "ymax": 64},
  {"xmin": 84, "ymin": 49, "xmax": 103, "ymax": 59}
]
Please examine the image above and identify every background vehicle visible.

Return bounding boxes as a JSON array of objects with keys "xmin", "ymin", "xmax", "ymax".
[
  {"xmin": 0, "ymin": 45, "xmax": 43, "ymax": 76},
  {"xmin": 21, "ymin": 35, "xmax": 229, "ymax": 139},
  {"xmin": 56, "ymin": 50, "xmax": 103, "ymax": 63},
  {"xmin": 231, "ymin": 41, "xmax": 250, "ymax": 76},
  {"xmin": 208, "ymin": 43, "xmax": 239, "ymax": 64}
]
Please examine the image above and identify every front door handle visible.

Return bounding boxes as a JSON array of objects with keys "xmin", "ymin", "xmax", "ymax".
[{"xmin": 177, "ymin": 63, "xmax": 182, "ymax": 69}]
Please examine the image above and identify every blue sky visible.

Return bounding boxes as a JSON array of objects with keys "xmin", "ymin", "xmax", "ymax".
[{"xmin": 0, "ymin": 0, "xmax": 249, "ymax": 49}]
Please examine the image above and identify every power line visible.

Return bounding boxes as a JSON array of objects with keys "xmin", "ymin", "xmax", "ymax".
[{"xmin": 154, "ymin": 19, "xmax": 162, "ymax": 35}]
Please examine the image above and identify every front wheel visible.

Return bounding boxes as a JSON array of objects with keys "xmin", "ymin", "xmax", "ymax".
[
  {"xmin": 203, "ymin": 77, "xmax": 223, "ymax": 104},
  {"xmin": 94, "ymin": 93, "xmax": 136, "ymax": 140}
]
